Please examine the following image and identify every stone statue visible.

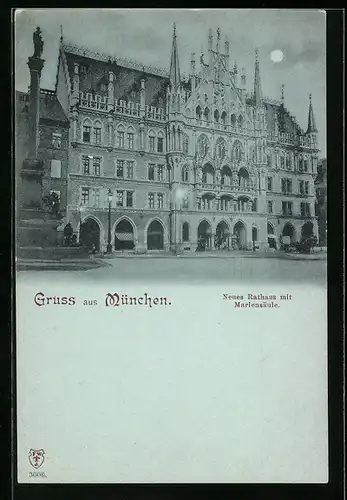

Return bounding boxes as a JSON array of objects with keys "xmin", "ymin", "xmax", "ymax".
[{"xmin": 33, "ymin": 27, "xmax": 44, "ymax": 58}]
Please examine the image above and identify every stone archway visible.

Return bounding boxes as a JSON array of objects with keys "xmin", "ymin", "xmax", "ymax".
[
  {"xmin": 182, "ymin": 222, "xmax": 189, "ymax": 242},
  {"xmin": 216, "ymin": 220, "xmax": 230, "ymax": 249},
  {"xmin": 114, "ymin": 218, "xmax": 135, "ymax": 251},
  {"xmin": 301, "ymin": 221, "xmax": 314, "ymax": 241},
  {"xmin": 80, "ymin": 217, "xmax": 100, "ymax": 251},
  {"xmin": 197, "ymin": 220, "xmax": 212, "ymax": 250},
  {"xmin": 282, "ymin": 222, "xmax": 296, "ymax": 244},
  {"xmin": 233, "ymin": 221, "xmax": 247, "ymax": 250},
  {"xmin": 267, "ymin": 222, "xmax": 277, "ymax": 249},
  {"xmin": 147, "ymin": 219, "xmax": 164, "ymax": 250}
]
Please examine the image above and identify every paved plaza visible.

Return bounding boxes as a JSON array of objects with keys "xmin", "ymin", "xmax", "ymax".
[{"xmin": 17, "ymin": 253, "xmax": 327, "ymax": 287}]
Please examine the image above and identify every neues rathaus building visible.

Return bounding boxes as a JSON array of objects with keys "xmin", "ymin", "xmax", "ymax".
[{"xmin": 18, "ymin": 25, "xmax": 320, "ymax": 252}]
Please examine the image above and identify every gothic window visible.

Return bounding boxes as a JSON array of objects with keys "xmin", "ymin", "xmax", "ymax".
[
  {"xmin": 157, "ymin": 131, "xmax": 165, "ymax": 153},
  {"xmin": 280, "ymin": 155, "xmax": 285, "ymax": 169},
  {"xmin": 196, "ymin": 105, "xmax": 202, "ymax": 120},
  {"xmin": 81, "ymin": 187, "xmax": 89, "ymax": 205},
  {"xmin": 117, "ymin": 125, "xmax": 125, "ymax": 148},
  {"xmin": 52, "ymin": 133, "xmax": 62, "ymax": 149},
  {"xmin": 182, "ymin": 222, "xmax": 189, "ymax": 241},
  {"xmin": 126, "ymin": 191, "xmax": 134, "ymax": 207},
  {"xmin": 116, "ymin": 160, "xmax": 124, "ymax": 178},
  {"xmin": 93, "ymin": 157, "xmax": 101, "ymax": 176},
  {"xmin": 221, "ymin": 111, "xmax": 227, "ymax": 128},
  {"xmin": 181, "ymin": 165, "xmax": 189, "ymax": 182},
  {"xmin": 116, "ymin": 190, "xmax": 124, "ymax": 207},
  {"xmin": 148, "ymin": 164, "xmax": 155, "ymax": 181},
  {"xmin": 157, "ymin": 193, "xmax": 164, "ymax": 209},
  {"xmin": 230, "ymin": 114, "xmax": 236, "ymax": 128},
  {"xmin": 82, "ymin": 119, "xmax": 92, "ymax": 143},
  {"xmin": 204, "ymin": 107, "xmax": 210, "ymax": 122},
  {"xmin": 197, "ymin": 134, "xmax": 209, "ymax": 158},
  {"xmin": 126, "ymin": 161, "xmax": 134, "ymax": 179},
  {"xmin": 298, "ymin": 157, "xmax": 304, "ymax": 172},
  {"xmin": 215, "ymin": 138, "xmax": 226, "ymax": 160},
  {"xmin": 148, "ymin": 133, "xmax": 155, "ymax": 152},
  {"xmin": 157, "ymin": 165, "xmax": 164, "ymax": 181},
  {"xmin": 93, "ymin": 121, "xmax": 102, "ymax": 145},
  {"xmin": 232, "ymin": 140, "xmax": 242, "ymax": 163},
  {"xmin": 267, "ymin": 176, "xmax": 273, "ymax": 191},
  {"xmin": 238, "ymin": 115, "xmax": 244, "ymax": 129},
  {"xmin": 183, "ymin": 134, "xmax": 189, "ymax": 154},
  {"xmin": 214, "ymin": 110, "xmax": 220, "ymax": 123},
  {"xmin": 127, "ymin": 126, "xmax": 135, "ymax": 149},
  {"xmin": 82, "ymin": 155, "xmax": 90, "ymax": 175},
  {"xmin": 267, "ymin": 201, "xmax": 273, "ymax": 213},
  {"xmin": 148, "ymin": 193, "xmax": 155, "ymax": 209},
  {"xmin": 286, "ymin": 155, "xmax": 291, "ymax": 170},
  {"xmin": 93, "ymin": 189, "xmax": 100, "ymax": 207}
]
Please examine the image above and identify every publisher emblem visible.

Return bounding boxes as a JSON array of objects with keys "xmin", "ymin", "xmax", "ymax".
[{"xmin": 28, "ymin": 449, "xmax": 45, "ymax": 469}]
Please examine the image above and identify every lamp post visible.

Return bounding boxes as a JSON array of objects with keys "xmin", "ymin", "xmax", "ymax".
[{"xmin": 107, "ymin": 189, "xmax": 113, "ymax": 254}]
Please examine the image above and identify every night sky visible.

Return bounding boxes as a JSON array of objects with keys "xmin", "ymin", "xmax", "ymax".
[{"xmin": 15, "ymin": 9, "xmax": 326, "ymax": 156}]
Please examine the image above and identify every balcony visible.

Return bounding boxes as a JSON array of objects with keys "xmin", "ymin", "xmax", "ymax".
[{"xmin": 79, "ymin": 92, "xmax": 108, "ymax": 111}]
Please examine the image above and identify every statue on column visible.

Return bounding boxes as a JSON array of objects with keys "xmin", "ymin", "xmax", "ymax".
[{"xmin": 33, "ymin": 27, "xmax": 44, "ymax": 58}]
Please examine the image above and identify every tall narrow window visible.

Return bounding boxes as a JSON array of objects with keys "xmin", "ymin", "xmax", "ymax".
[
  {"xmin": 93, "ymin": 189, "xmax": 100, "ymax": 207},
  {"xmin": 157, "ymin": 137, "xmax": 164, "ymax": 153},
  {"xmin": 157, "ymin": 193, "xmax": 164, "ymax": 209},
  {"xmin": 182, "ymin": 197, "xmax": 188, "ymax": 209},
  {"xmin": 93, "ymin": 157, "xmax": 101, "ymax": 176},
  {"xmin": 116, "ymin": 160, "xmax": 124, "ymax": 178},
  {"xmin": 157, "ymin": 165, "xmax": 164, "ymax": 181},
  {"xmin": 52, "ymin": 133, "xmax": 62, "ymax": 149},
  {"xmin": 116, "ymin": 190, "xmax": 124, "ymax": 207},
  {"xmin": 267, "ymin": 201, "xmax": 273, "ymax": 213},
  {"xmin": 83, "ymin": 125, "xmax": 91, "ymax": 143},
  {"xmin": 149, "ymin": 136, "xmax": 155, "ymax": 152},
  {"xmin": 148, "ymin": 164, "xmax": 155, "ymax": 180},
  {"xmin": 81, "ymin": 188, "xmax": 89, "ymax": 205},
  {"xmin": 82, "ymin": 156, "xmax": 90, "ymax": 175},
  {"xmin": 126, "ymin": 191, "xmax": 133, "ymax": 207},
  {"xmin": 267, "ymin": 177, "xmax": 273, "ymax": 191},
  {"xmin": 93, "ymin": 124, "xmax": 101, "ymax": 144},
  {"xmin": 117, "ymin": 130, "xmax": 125, "ymax": 148},
  {"xmin": 127, "ymin": 132, "xmax": 134, "ymax": 149},
  {"xmin": 148, "ymin": 193, "xmax": 155, "ymax": 208},
  {"xmin": 126, "ymin": 161, "xmax": 134, "ymax": 179}
]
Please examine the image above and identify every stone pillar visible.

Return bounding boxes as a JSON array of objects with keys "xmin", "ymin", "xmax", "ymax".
[
  {"xmin": 107, "ymin": 115, "xmax": 113, "ymax": 151},
  {"xmin": 27, "ymin": 55, "xmax": 44, "ymax": 160},
  {"xmin": 71, "ymin": 108, "xmax": 78, "ymax": 146},
  {"xmin": 108, "ymin": 71, "xmax": 115, "ymax": 111},
  {"xmin": 140, "ymin": 78, "xmax": 146, "ymax": 118},
  {"xmin": 139, "ymin": 122, "xmax": 145, "ymax": 151},
  {"xmin": 72, "ymin": 62, "xmax": 80, "ymax": 107},
  {"xmin": 21, "ymin": 45, "xmax": 45, "ymax": 209}
]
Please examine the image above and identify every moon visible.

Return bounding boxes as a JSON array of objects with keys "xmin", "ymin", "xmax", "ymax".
[{"xmin": 270, "ymin": 50, "xmax": 284, "ymax": 63}]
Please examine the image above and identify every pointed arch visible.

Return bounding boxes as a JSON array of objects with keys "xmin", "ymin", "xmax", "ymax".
[
  {"xmin": 196, "ymin": 105, "xmax": 202, "ymax": 120},
  {"xmin": 215, "ymin": 137, "xmax": 226, "ymax": 160},
  {"xmin": 204, "ymin": 107, "xmax": 210, "ymax": 122}
]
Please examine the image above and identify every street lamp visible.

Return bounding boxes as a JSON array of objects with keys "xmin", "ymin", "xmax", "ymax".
[{"xmin": 107, "ymin": 188, "xmax": 113, "ymax": 254}]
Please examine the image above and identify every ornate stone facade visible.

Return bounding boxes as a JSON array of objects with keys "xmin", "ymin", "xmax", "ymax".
[{"xmin": 54, "ymin": 26, "xmax": 319, "ymax": 251}]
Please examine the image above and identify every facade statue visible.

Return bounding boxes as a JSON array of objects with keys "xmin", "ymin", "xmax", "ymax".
[{"xmin": 33, "ymin": 27, "xmax": 44, "ymax": 58}]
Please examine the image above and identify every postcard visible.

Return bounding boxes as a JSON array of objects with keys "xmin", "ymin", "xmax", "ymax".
[{"xmin": 15, "ymin": 8, "xmax": 328, "ymax": 483}]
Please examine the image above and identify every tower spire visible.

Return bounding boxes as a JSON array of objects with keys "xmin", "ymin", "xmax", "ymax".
[
  {"xmin": 307, "ymin": 93, "xmax": 318, "ymax": 133},
  {"xmin": 253, "ymin": 48, "xmax": 263, "ymax": 107},
  {"xmin": 169, "ymin": 23, "xmax": 181, "ymax": 91}
]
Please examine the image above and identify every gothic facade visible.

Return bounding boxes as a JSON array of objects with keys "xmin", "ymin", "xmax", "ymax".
[{"xmin": 52, "ymin": 26, "xmax": 319, "ymax": 251}]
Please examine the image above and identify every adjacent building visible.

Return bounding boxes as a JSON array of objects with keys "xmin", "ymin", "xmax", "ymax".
[
  {"xmin": 315, "ymin": 158, "xmax": 327, "ymax": 246},
  {"xmin": 19, "ymin": 25, "xmax": 320, "ymax": 252}
]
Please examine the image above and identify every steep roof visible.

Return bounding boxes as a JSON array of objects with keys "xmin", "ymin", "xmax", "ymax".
[
  {"xmin": 16, "ymin": 90, "xmax": 69, "ymax": 125},
  {"xmin": 265, "ymin": 102, "xmax": 304, "ymax": 136}
]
